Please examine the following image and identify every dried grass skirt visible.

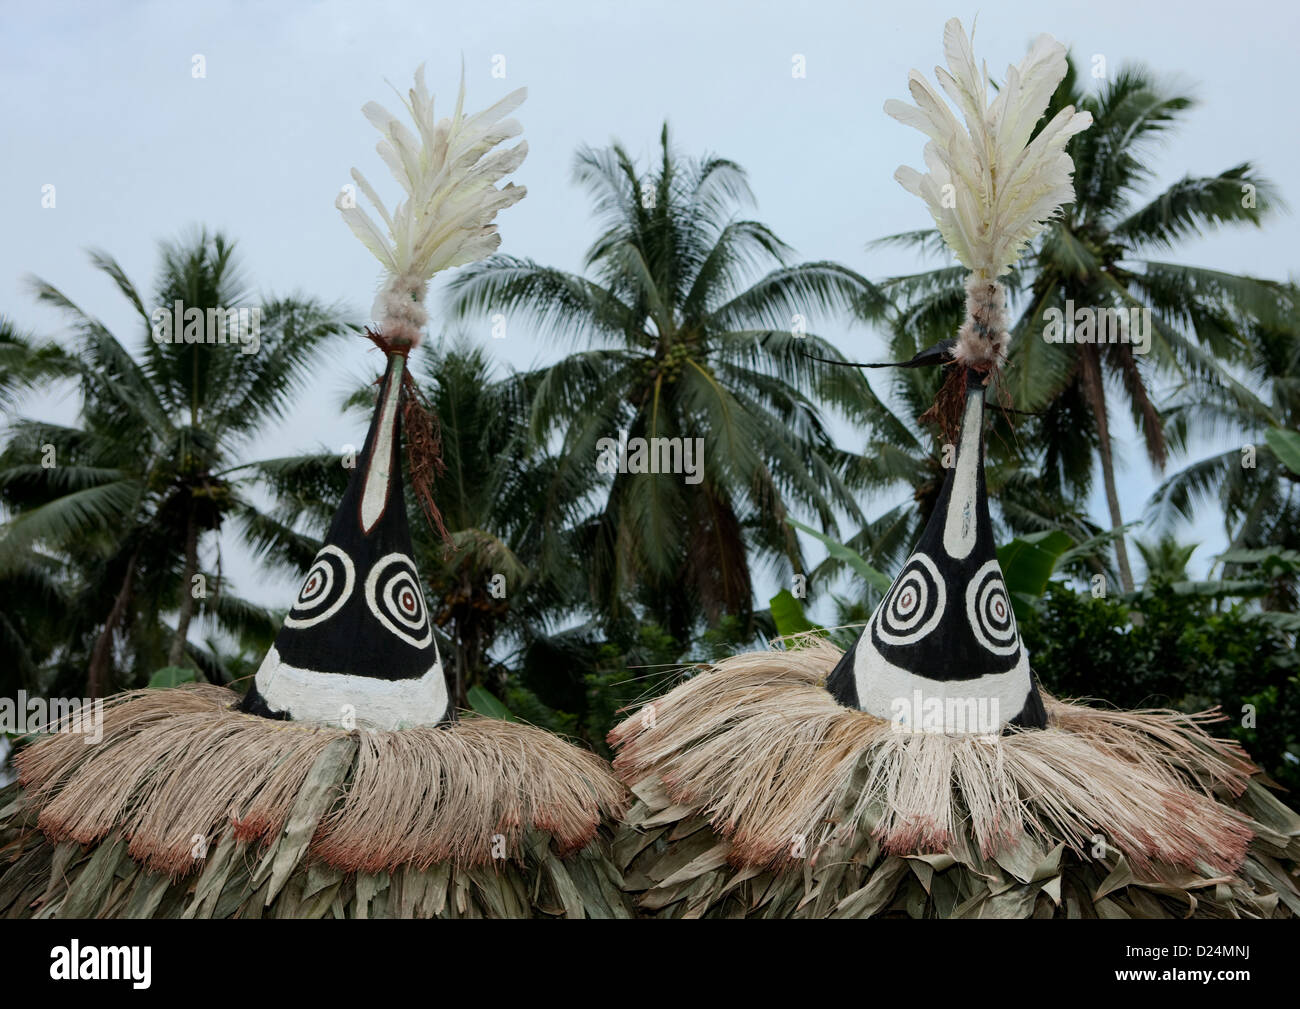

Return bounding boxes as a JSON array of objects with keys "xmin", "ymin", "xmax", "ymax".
[
  {"xmin": 0, "ymin": 684, "xmax": 630, "ymax": 918},
  {"xmin": 608, "ymin": 643, "xmax": 1300, "ymax": 918}
]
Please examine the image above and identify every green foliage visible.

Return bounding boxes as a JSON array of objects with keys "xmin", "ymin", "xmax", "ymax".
[
  {"xmin": 579, "ymin": 624, "xmax": 683, "ymax": 756},
  {"xmin": 1265, "ymin": 428, "xmax": 1300, "ymax": 476},
  {"xmin": 502, "ymin": 685, "xmax": 578, "ymax": 738},
  {"xmin": 466, "ymin": 685, "xmax": 516, "ymax": 722},
  {"xmin": 789, "ymin": 517, "xmax": 891, "ymax": 594},
  {"xmin": 146, "ymin": 666, "xmax": 197, "ymax": 688},
  {"xmin": 997, "ymin": 530, "xmax": 1073, "ymax": 619},
  {"xmin": 503, "ymin": 621, "xmax": 683, "ymax": 755},
  {"xmin": 1022, "ymin": 583, "xmax": 1300, "ymax": 795},
  {"xmin": 696, "ymin": 613, "xmax": 761, "ymax": 660},
  {"xmin": 769, "ymin": 589, "xmax": 817, "ymax": 637}
]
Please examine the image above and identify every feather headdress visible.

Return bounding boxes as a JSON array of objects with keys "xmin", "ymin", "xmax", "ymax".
[
  {"xmin": 885, "ymin": 18, "xmax": 1091, "ymax": 368},
  {"xmin": 336, "ymin": 66, "xmax": 528, "ymax": 347}
]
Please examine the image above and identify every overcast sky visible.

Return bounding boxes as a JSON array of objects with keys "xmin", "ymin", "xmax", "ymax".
[{"xmin": 2, "ymin": 0, "xmax": 1296, "ymax": 616}]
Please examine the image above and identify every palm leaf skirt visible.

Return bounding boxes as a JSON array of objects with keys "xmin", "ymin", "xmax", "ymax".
[
  {"xmin": 608, "ymin": 642, "xmax": 1300, "ymax": 918},
  {"xmin": 0, "ymin": 685, "xmax": 631, "ymax": 918}
]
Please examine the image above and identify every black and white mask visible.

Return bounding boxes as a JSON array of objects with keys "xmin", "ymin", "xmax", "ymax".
[
  {"xmin": 242, "ymin": 354, "xmax": 448, "ymax": 730},
  {"xmin": 827, "ymin": 372, "xmax": 1045, "ymax": 733}
]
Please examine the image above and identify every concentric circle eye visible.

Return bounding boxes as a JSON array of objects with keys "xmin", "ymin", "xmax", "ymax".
[
  {"xmin": 874, "ymin": 552, "xmax": 945, "ymax": 645},
  {"xmin": 364, "ymin": 553, "xmax": 433, "ymax": 648},
  {"xmin": 966, "ymin": 560, "xmax": 1020, "ymax": 655},
  {"xmin": 283, "ymin": 546, "xmax": 355, "ymax": 628}
]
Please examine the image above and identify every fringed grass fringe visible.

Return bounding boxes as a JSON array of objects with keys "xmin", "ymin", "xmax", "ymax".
[
  {"xmin": 609, "ymin": 644, "xmax": 1298, "ymax": 913},
  {"xmin": 12, "ymin": 685, "xmax": 626, "ymax": 880},
  {"xmin": 0, "ymin": 789, "xmax": 631, "ymax": 919},
  {"xmin": 614, "ymin": 774, "xmax": 1300, "ymax": 918},
  {"xmin": 312, "ymin": 718, "xmax": 620, "ymax": 872}
]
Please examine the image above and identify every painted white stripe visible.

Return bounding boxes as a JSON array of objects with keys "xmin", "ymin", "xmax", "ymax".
[
  {"xmin": 942, "ymin": 388, "xmax": 983, "ymax": 561},
  {"xmin": 252, "ymin": 644, "xmax": 448, "ymax": 729},
  {"xmin": 360, "ymin": 356, "xmax": 404, "ymax": 534}
]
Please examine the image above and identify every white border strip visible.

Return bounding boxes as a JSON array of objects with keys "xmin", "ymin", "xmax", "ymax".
[{"xmin": 252, "ymin": 645, "xmax": 448, "ymax": 729}]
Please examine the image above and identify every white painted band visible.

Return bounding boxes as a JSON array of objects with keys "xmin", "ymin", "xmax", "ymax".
[
  {"xmin": 852, "ymin": 633, "xmax": 1030, "ymax": 732},
  {"xmin": 252, "ymin": 644, "xmax": 449, "ymax": 729}
]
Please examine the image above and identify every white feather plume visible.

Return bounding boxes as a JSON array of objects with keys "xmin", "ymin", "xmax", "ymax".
[
  {"xmin": 885, "ymin": 19, "xmax": 1091, "ymax": 282},
  {"xmin": 336, "ymin": 66, "xmax": 527, "ymax": 346}
]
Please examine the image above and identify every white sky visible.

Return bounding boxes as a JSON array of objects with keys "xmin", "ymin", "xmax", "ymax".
[{"xmin": 2, "ymin": 0, "xmax": 1296, "ymax": 618}]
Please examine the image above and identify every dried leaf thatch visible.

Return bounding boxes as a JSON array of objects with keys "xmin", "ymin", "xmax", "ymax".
[
  {"xmin": 608, "ymin": 643, "xmax": 1300, "ymax": 918},
  {"xmin": 0, "ymin": 685, "xmax": 630, "ymax": 918}
]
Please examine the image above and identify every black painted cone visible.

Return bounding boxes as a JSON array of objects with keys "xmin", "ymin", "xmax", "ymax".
[
  {"xmin": 826, "ymin": 369, "xmax": 1046, "ymax": 732},
  {"xmin": 241, "ymin": 351, "xmax": 449, "ymax": 729}
]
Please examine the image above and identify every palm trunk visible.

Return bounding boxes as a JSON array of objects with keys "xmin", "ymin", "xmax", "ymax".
[
  {"xmin": 168, "ymin": 509, "xmax": 199, "ymax": 666},
  {"xmin": 1080, "ymin": 347, "xmax": 1136, "ymax": 594},
  {"xmin": 87, "ymin": 554, "xmax": 137, "ymax": 698},
  {"xmin": 453, "ymin": 639, "xmax": 467, "ymax": 710}
]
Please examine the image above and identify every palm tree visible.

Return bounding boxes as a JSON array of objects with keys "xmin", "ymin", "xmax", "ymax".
[
  {"xmin": 0, "ymin": 318, "xmax": 75, "ymax": 412},
  {"xmin": 0, "ymin": 554, "xmax": 71, "ymax": 698},
  {"xmin": 447, "ymin": 125, "xmax": 883, "ymax": 644},
  {"xmin": 0, "ymin": 320, "xmax": 79, "ymax": 695},
  {"xmin": 1150, "ymin": 289, "xmax": 1300, "ymax": 606},
  {"xmin": 865, "ymin": 58, "xmax": 1290, "ymax": 592},
  {"xmin": 1134, "ymin": 533, "xmax": 1199, "ymax": 584},
  {"xmin": 0, "ymin": 229, "xmax": 351, "ymax": 695}
]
